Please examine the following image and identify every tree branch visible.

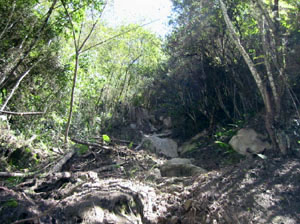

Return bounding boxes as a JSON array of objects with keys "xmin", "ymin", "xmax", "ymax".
[
  {"xmin": 0, "ymin": 111, "xmax": 44, "ymax": 116},
  {"xmin": 1, "ymin": 59, "xmax": 42, "ymax": 111},
  {"xmin": 80, "ymin": 19, "xmax": 159, "ymax": 54}
]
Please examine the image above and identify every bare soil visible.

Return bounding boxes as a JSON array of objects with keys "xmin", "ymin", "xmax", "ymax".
[{"xmin": 1, "ymin": 140, "xmax": 300, "ymax": 224}]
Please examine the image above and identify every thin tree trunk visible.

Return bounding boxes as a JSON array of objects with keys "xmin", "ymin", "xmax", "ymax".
[
  {"xmin": 259, "ymin": 16, "xmax": 281, "ymax": 115},
  {"xmin": 62, "ymin": 0, "xmax": 105, "ymax": 144},
  {"xmin": 0, "ymin": 1, "xmax": 16, "ymax": 41},
  {"xmin": 64, "ymin": 52, "xmax": 79, "ymax": 143},
  {"xmin": 1, "ymin": 59, "xmax": 41, "ymax": 111},
  {"xmin": 219, "ymin": 0, "xmax": 266, "ymax": 103}
]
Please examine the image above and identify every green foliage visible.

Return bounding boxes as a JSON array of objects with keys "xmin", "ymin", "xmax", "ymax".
[
  {"xmin": 214, "ymin": 126, "xmax": 238, "ymax": 140},
  {"xmin": 214, "ymin": 140, "xmax": 235, "ymax": 154},
  {"xmin": 5, "ymin": 177, "xmax": 24, "ymax": 188},
  {"xmin": 77, "ymin": 144, "xmax": 89, "ymax": 155},
  {"xmin": 0, "ymin": 0, "xmax": 298, "ymax": 167},
  {"xmin": 59, "ymin": 24, "xmax": 165, "ymax": 136},
  {"xmin": 2, "ymin": 199, "xmax": 18, "ymax": 208},
  {"xmin": 128, "ymin": 142, "xmax": 134, "ymax": 149},
  {"xmin": 102, "ymin": 134, "xmax": 111, "ymax": 143}
]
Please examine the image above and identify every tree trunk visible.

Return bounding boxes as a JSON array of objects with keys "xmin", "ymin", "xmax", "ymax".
[{"xmin": 65, "ymin": 52, "xmax": 79, "ymax": 143}]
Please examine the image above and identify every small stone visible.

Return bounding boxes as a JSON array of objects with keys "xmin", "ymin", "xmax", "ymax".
[
  {"xmin": 184, "ymin": 199, "xmax": 193, "ymax": 211},
  {"xmin": 170, "ymin": 216, "xmax": 179, "ymax": 224}
]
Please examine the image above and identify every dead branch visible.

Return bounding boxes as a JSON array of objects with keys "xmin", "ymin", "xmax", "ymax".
[
  {"xmin": 134, "ymin": 138, "xmax": 146, "ymax": 151},
  {"xmin": 50, "ymin": 148, "xmax": 76, "ymax": 173},
  {"xmin": 93, "ymin": 136, "xmax": 138, "ymax": 146},
  {"xmin": 0, "ymin": 111, "xmax": 44, "ymax": 115},
  {"xmin": 0, "ymin": 172, "xmax": 36, "ymax": 178},
  {"xmin": 71, "ymin": 138, "xmax": 112, "ymax": 150},
  {"xmin": 93, "ymin": 163, "xmax": 125, "ymax": 173}
]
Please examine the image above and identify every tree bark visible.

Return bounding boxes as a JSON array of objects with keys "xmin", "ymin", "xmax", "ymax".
[
  {"xmin": 62, "ymin": 0, "xmax": 104, "ymax": 144},
  {"xmin": 64, "ymin": 52, "xmax": 79, "ymax": 143}
]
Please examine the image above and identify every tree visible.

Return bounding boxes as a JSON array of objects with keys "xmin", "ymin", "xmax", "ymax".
[
  {"xmin": 0, "ymin": 0, "xmax": 59, "ymax": 110},
  {"xmin": 219, "ymin": 0, "xmax": 297, "ymax": 153},
  {"xmin": 59, "ymin": 23, "xmax": 165, "ymax": 137},
  {"xmin": 60, "ymin": 0, "xmax": 106, "ymax": 143},
  {"xmin": 153, "ymin": 0, "xmax": 299, "ymax": 143}
]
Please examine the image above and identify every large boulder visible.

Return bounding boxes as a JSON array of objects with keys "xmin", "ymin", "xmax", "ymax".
[
  {"xmin": 142, "ymin": 135, "xmax": 178, "ymax": 158},
  {"xmin": 229, "ymin": 128, "xmax": 272, "ymax": 156},
  {"xmin": 160, "ymin": 158, "xmax": 207, "ymax": 177}
]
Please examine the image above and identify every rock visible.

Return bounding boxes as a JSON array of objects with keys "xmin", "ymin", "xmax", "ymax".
[
  {"xmin": 163, "ymin": 116, "xmax": 172, "ymax": 129},
  {"xmin": 143, "ymin": 135, "xmax": 178, "ymax": 158},
  {"xmin": 229, "ymin": 128, "xmax": 272, "ymax": 156},
  {"xmin": 271, "ymin": 215, "xmax": 297, "ymax": 224},
  {"xmin": 160, "ymin": 158, "xmax": 206, "ymax": 177},
  {"xmin": 146, "ymin": 168, "xmax": 162, "ymax": 181},
  {"xmin": 164, "ymin": 158, "xmax": 192, "ymax": 165},
  {"xmin": 170, "ymin": 216, "xmax": 179, "ymax": 224},
  {"xmin": 130, "ymin": 123, "xmax": 137, "ymax": 129},
  {"xmin": 184, "ymin": 199, "xmax": 193, "ymax": 211}
]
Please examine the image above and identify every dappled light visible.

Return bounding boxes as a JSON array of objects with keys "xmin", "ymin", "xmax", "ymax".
[{"xmin": 0, "ymin": 0, "xmax": 300, "ymax": 223}]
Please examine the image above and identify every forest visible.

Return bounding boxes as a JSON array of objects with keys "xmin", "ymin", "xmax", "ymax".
[{"xmin": 0, "ymin": 0, "xmax": 300, "ymax": 223}]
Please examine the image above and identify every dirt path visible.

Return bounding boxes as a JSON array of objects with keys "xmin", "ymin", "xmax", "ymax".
[{"xmin": 1, "ymin": 142, "xmax": 300, "ymax": 224}]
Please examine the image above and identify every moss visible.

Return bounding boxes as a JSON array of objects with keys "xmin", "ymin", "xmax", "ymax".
[
  {"xmin": 77, "ymin": 144, "xmax": 89, "ymax": 155},
  {"xmin": 3, "ymin": 199, "xmax": 18, "ymax": 208}
]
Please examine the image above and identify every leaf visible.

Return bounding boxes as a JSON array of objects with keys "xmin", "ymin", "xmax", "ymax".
[{"xmin": 102, "ymin": 134, "xmax": 110, "ymax": 143}]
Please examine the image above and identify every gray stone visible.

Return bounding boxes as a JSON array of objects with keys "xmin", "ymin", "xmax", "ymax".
[
  {"xmin": 164, "ymin": 158, "xmax": 192, "ymax": 165},
  {"xmin": 163, "ymin": 116, "xmax": 172, "ymax": 128},
  {"xmin": 143, "ymin": 135, "xmax": 178, "ymax": 158},
  {"xmin": 229, "ymin": 128, "xmax": 272, "ymax": 156},
  {"xmin": 129, "ymin": 123, "xmax": 137, "ymax": 129},
  {"xmin": 160, "ymin": 158, "xmax": 206, "ymax": 177},
  {"xmin": 146, "ymin": 168, "xmax": 161, "ymax": 181}
]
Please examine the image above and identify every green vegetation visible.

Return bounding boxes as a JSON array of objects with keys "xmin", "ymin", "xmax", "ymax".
[
  {"xmin": 5, "ymin": 177, "xmax": 24, "ymax": 188},
  {"xmin": 102, "ymin": 134, "xmax": 111, "ymax": 143},
  {"xmin": 2, "ymin": 199, "xmax": 18, "ymax": 208},
  {"xmin": 0, "ymin": 0, "xmax": 299, "ymax": 171},
  {"xmin": 77, "ymin": 144, "xmax": 89, "ymax": 155}
]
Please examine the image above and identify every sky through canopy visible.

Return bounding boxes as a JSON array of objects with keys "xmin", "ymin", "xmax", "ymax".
[{"xmin": 102, "ymin": 0, "xmax": 173, "ymax": 36}]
